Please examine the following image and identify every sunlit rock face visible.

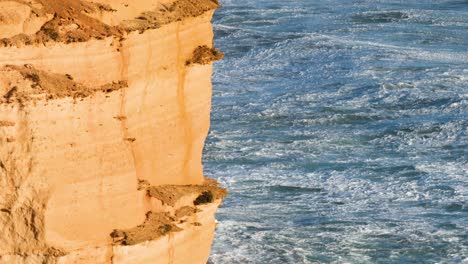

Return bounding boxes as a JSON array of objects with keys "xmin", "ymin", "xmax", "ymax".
[{"xmin": 0, "ymin": 0, "xmax": 225, "ymax": 263}]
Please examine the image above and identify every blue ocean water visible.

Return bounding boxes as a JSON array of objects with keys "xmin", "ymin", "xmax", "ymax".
[{"xmin": 204, "ymin": 0, "xmax": 468, "ymax": 263}]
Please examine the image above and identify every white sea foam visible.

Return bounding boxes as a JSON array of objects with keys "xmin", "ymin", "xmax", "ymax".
[{"xmin": 208, "ymin": 0, "xmax": 468, "ymax": 262}]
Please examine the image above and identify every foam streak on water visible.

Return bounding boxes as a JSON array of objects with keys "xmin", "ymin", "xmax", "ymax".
[{"xmin": 205, "ymin": 0, "xmax": 468, "ymax": 263}]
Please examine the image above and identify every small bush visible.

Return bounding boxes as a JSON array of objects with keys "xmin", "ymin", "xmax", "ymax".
[
  {"xmin": 43, "ymin": 28, "xmax": 59, "ymax": 41},
  {"xmin": 26, "ymin": 73, "xmax": 40, "ymax": 83},
  {"xmin": 193, "ymin": 191, "xmax": 213, "ymax": 205}
]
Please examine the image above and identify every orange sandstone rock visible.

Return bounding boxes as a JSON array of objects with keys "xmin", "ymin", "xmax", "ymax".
[{"xmin": 0, "ymin": 0, "xmax": 225, "ymax": 263}]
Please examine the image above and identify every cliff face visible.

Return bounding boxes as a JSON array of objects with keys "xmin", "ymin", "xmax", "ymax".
[{"xmin": 0, "ymin": 0, "xmax": 225, "ymax": 263}]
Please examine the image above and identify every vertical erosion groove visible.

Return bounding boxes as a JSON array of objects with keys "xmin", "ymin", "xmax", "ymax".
[
  {"xmin": 176, "ymin": 22, "xmax": 194, "ymax": 182},
  {"xmin": 118, "ymin": 44, "xmax": 140, "ymax": 182},
  {"xmin": 168, "ymin": 233, "xmax": 175, "ymax": 264},
  {"xmin": 105, "ymin": 243, "xmax": 114, "ymax": 264}
]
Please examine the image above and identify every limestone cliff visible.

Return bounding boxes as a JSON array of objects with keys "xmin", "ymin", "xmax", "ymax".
[{"xmin": 0, "ymin": 0, "xmax": 226, "ymax": 263}]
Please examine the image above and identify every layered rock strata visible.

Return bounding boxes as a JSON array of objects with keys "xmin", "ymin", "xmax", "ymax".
[{"xmin": 0, "ymin": 0, "xmax": 225, "ymax": 263}]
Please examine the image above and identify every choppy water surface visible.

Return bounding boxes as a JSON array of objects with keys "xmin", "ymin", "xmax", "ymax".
[{"xmin": 204, "ymin": 0, "xmax": 468, "ymax": 263}]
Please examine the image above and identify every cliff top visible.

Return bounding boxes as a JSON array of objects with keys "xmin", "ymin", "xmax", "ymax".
[{"xmin": 0, "ymin": 0, "xmax": 220, "ymax": 47}]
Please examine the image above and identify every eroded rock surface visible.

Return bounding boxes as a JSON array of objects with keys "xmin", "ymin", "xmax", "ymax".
[{"xmin": 0, "ymin": 0, "xmax": 225, "ymax": 263}]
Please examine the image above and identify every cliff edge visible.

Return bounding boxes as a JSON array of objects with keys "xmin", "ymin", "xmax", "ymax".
[{"xmin": 0, "ymin": 0, "xmax": 225, "ymax": 263}]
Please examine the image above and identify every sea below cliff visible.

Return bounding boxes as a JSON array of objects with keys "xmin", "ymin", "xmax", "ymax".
[{"xmin": 206, "ymin": 0, "xmax": 467, "ymax": 263}]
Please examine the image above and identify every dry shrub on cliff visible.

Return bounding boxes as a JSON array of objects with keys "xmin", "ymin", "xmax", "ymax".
[
  {"xmin": 186, "ymin": 45, "xmax": 224, "ymax": 66},
  {"xmin": 0, "ymin": 0, "xmax": 221, "ymax": 46},
  {"xmin": 0, "ymin": 65, "xmax": 128, "ymax": 104},
  {"xmin": 110, "ymin": 212, "xmax": 182, "ymax": 245},
  {"xmin": 147, "ymin": 183, "xmax": 227, "ymax": 207}
]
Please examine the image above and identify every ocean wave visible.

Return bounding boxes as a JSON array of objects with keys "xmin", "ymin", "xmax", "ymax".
[
  {"xmin": 208, "ymin": 0, "xmax": 468, "ymax": 262},
  {"xmin": 351, "ymin": 11, "xmax": 410, "ymax": 24}
]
